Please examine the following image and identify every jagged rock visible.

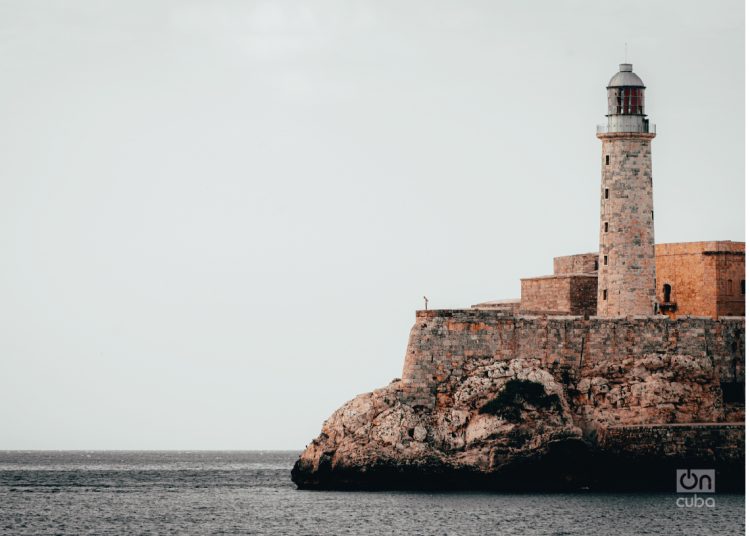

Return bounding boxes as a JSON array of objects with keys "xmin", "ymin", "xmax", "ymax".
[
  {"xmin": 292, "ymin": 314, "xmax": 745, "ymax": 491},
  {"xmin": 292, "ymin": 371, "xmax": 591, "ymax": 490}
]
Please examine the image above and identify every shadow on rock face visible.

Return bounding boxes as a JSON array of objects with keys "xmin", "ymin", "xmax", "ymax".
[
  {"xmin": 291, "ymin": 437, "xmax": 596, "ymax": 491},
  {"xmin": 479, "ymin": 379, "xmax": 563, "ymax": 422}
]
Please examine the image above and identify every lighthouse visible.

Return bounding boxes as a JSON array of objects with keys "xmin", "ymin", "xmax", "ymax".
[{"xmin": 596, "ymin": 63, "xmax": 657, "ymax": 316}]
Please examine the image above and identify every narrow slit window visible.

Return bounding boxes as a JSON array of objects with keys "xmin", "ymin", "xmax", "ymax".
[
  {"xmin": 741, "ymin": 280, "xmax": 745, "ymax": 295},
  {"xmin": 605, "ymin": 155, "xmax": 610, "ymax": 165},
  {"xmin": 663, "ymin": 283, "xmax": 671, "ymax": 303},
  {"xmin": 651, "ymin": 210, "xmax": 654, "ymax": 220},
  {"xmin": 605, "ymin": 188, "xmax": 609, "ymax": 199},
  {"xmin": 604, "ymin": 222, "xmax": 609, "ymax": 232},
  {"xmin": 604, "ymin": 255, "xmax": 608, "ymax": 266},
  {"xmin": 603, "ymin": 289, "xmax": 608, "ymax": 300}
]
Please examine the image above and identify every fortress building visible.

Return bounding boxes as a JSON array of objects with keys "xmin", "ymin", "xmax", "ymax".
[
  {"xmin": 294, "ymin": 61, "xmax": 746, "ymax": 492},
  {"xmin": 475, "ymin": 63, "xmax": 744, "ymax": 320},
  {"xmin": 655, "ymin": 241, "xmax": 745, "ymax": 318}
]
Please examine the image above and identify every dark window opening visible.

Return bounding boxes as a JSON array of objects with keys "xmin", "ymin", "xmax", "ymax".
[
  {"xmin": 605, "ymin": 188, "xmax": 609, "ymax": 199},
  {"xmin": 605, "ymin": 155, "xmax": 610, "ymax": 165},
  {"xmin": 604, "ymin": 222, "xmax": 609, "ymax": 232},
  {"xmin": 617, "ymin": 87, "xmax": 644, "ymax": 114},
  {"xmin": 741, "ymin": 280, "xmax": 745, "ymax": 295},
  {"xmin": 603, "ymin": 289, "xmax": 608, "ymax": 300},
  {"xmin": 663, "ymin": 283, "xmax": 671, "ymax": 303},
  {"xmin": 721, "ymin": 382, "xmax": 745, "ymax": 404},
  {"xmin": 651, "ymin": 210, "xmax": 654, "ymax": 220},
  {"xmin": 604, "ymin": 255, "xmax": 608, "ymax": 266}
]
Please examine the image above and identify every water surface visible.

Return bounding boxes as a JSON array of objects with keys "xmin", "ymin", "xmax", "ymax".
[{"xmin": 0, "ymin": 451, "xmax": 742, "ymax": 535}]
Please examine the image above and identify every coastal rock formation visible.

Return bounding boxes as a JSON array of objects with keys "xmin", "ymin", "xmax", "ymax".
[{"xmin": 292, "ymin": 312, "xmax": 745, "ymax": 491}]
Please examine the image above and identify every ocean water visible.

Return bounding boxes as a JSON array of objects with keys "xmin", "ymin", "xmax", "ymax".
[{"xmin": 0, "ymin": 451, "xmax": 743, "ymax": 535}]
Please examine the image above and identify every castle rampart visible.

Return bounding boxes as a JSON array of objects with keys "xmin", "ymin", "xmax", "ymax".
[{"xmin": 399, "ymin": 310, "xmax": 744, "ymax": 430}]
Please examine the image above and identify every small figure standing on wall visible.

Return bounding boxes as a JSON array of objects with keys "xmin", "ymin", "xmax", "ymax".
[{"xmin": 423, "ymin": 296, "xmax": 429, "ymax": 310}]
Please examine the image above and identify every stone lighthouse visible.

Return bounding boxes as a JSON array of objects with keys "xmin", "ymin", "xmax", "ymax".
[{"xmin": 596, "ymin": 63, "xmax": 656, "ymax": 316}]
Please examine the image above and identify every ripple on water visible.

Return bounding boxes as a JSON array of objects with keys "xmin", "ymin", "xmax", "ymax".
[{"xmin": 0, "ymin": 451, "xmax": 744, "ymax": 535}]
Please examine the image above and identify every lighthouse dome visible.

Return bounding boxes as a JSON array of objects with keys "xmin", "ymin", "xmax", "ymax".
[{"xmin": 608, "ymin": 64, "xmax": 645, "ymax": 87}]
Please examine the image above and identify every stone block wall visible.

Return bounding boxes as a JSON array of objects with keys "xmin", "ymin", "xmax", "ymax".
[
  {"xmin": 655, "ymin": 242, "xmax": 720, "ymax": 317},
  {"xmin": 597, "ymin": 133, "xmax": 657, "ymax": 316},
  {"xmin": 554, "ymin": 253, "xmax": 598, "ymax": 275},
  {"xmin": 520, "ymin": 275, "xmax": 597, "ymax": 316},
  {"xmin": 471, "ymin": 299, "xmax": 520, "ymax": 315},
  {"xmin": 656, "ymin": 241, "xmax": 745, "ymax": 319},
  {"xmin": 399, "ymin": 310, "xmax": 744, "ymax": 430},
  {"xmin": 570, "ymin": 275, "xmax": 598, "ymax": 316},
  {"xmin": 598, "ymin": 423, "xmax": 744, "ymax": 466},
  {"xmin": 715, "ymin": 247, "xmax": 746, "ymax": 317}
]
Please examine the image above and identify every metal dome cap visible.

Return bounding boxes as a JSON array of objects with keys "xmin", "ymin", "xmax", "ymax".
[{"xmin": 607, "ymin": 63, "xmax": 645, "ymax": 88}]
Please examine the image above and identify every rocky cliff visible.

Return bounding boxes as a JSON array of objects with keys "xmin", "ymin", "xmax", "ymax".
[{"xmin": 292, "ymin": 312, "xmax": 745, "ymax": 491}]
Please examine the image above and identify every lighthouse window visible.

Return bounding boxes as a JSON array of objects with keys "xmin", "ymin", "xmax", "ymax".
[
  {"xmin": 604, "ymin": 255, "xmax": 608, "ymax": 266},
  {"xmin": 617, "ymin": 87, "xmax": 644, "ymax": 114},
  {"xmin": 605, "ymin": 155, "xmax": 610, "ymax": 165},
  {"xmin": 604, "ymin": 222, "xmax": 609, "ymax": 232},
  {"xmin": 605, "ymin": 188, "xmax": 609, "ymax": 199},
  {"xmin": 603, "ymin": 289, "xmax": 608, "ymax": 300}
]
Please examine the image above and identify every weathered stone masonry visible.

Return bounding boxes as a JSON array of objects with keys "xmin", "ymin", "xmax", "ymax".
[
  {"xmin": 597, "ymin": 133, "xmax": 657, "ymax": 316},
  {"xmin": 656, "ymin": 241, "xmax": 745, "ymax": 318},
  {"xmin": 399, "ymin": 310, "xmax": 744, "ymax": 431},
  {"xmin": 520, "ymin": 274, "xmax": 597, "ymax": 316},
  {"xmin": 598, "ymin": 423, "xmax": 745, "ymax": 460}
]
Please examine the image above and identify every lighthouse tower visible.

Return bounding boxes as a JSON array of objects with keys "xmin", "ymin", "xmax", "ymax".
[{"xmin": 596, "ymin": 63, "xmax": 657, "ymax": 316}]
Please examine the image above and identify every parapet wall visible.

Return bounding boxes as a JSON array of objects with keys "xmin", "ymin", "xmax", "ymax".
[
  {"xmin": 399, "ymin": 310, "xmax": 744, "ymax": 430},
  {"xmin": 554, "ymin": 252, "xmax": 598, "ymax": 275}
]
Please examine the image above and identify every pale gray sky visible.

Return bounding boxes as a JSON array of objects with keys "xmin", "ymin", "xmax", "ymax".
[{"xmin": 0, "ymin": 0, "xmax": 744, "ymax": 449}]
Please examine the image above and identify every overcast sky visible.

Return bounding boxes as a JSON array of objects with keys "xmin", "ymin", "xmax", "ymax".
[{"xmin": 0, "ymin": 0, "xmax": 744, "ymax": 449}]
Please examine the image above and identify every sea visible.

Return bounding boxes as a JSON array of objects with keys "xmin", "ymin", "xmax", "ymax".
[{"xmin": 0, "ymin": 451, "xmax": 743, "ymax": 535}]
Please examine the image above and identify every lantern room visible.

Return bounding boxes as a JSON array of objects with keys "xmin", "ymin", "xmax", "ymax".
[
  {"xmin": 603, "ymin": 63, "xmax": 652, "ymax": 134},
  {"xmin": 607, "ymin": 64, "xmax": 645, "ymax": 116}
]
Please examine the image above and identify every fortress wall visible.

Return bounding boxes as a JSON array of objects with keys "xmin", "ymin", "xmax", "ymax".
[
  {"xmin": 554, "ymin": 253, "xmax": 598, "ymax": 275},
  {"xmin": 598, "ymin": 423, "xmax": 745, "ymax": 464},
  {"xmin": 399, "ymin": 310, "xmax": 745, "ymax": 425},
  {"xmin": 520, "ymin": 275, "xmax": 598, "ymax": 316}
]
